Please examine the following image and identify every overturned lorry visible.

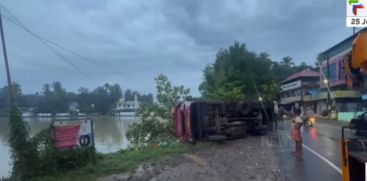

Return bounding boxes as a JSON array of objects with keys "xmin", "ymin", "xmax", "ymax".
[{"xmin": 173, "ymin": 101, "xmax": 274, "ymax": 143}]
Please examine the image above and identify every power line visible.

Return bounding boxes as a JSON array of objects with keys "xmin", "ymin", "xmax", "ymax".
[
  {"xmin": 38, "ymin": 36, "xmax": 98, "ymax": 83},
  {"xmin": 0, "ymin": 4, "xmax": 120, "ymax": 79},
  {"xmin": 0, "ymin": 14, "xmax": 98, "ymax": 84}
]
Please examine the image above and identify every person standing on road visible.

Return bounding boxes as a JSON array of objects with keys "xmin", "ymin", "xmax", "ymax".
[
  {"xmin": 273, "ymin": 101, "xmax": 279, "ymax": 130},
  {"xmin": 279, "ymin": 107, "xmax": 285, "ymax": 129},
  {"xmin": 291, "ymin": 109, "xmax": 303, "ymax": 157}
]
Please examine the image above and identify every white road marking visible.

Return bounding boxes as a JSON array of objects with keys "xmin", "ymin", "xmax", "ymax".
[
  {"xmin": 279, "ymin": 131, "xmax": 342, "ymax": 174},
  {"xmin": 302, "ymin": 144, "xmax": 342, "ymax": 174}
]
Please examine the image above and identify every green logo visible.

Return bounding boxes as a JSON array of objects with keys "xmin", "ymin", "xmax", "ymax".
[{"xmin": 349, "ymin": 0, "xmax": 359, "ymax": 5}]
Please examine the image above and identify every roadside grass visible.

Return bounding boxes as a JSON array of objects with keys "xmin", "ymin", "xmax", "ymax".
[{"xmin": 28, "ymin": 142, "xmax": 211, "ymax": 181}]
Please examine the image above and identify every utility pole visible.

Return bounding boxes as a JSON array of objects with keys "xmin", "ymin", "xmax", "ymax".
[
  {"xmin": 0, "ymin": 8, "xmax": 14, "ymax": 103},
  {"xmin": 326, "ymin": 54, "xmax": 331, "ymax": 116}
]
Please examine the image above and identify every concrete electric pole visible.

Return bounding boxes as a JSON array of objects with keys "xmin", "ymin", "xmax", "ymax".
[{"xmin": 0, "ymin": 8, "xmax": 15, "ymax": 103}]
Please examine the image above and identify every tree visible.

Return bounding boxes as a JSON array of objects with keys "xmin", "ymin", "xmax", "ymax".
[
  {"xmin": 296, "ymin": 62, "xmax": 314, "ymax": 72},
  {"xmin": 124, "ymin": 89, "xmax": 134, "ymax": 100},
  {"xmin": 35, "ymin": 82, "xmax": 69, "ymax": 113},
  {"xmin": 123, "ymin": 89, "xmax": 153, "ymax": 105},
  {"xmin": 92, "ymin": 86, "xmax": 109, "ymax": 114},
  {"xmin": 0, "ymin": 83, "xmax": 22, "ymax": 112},
  {"xmin": 199, "ymin": 42, "xmax": 314, "ymax": 103},
  {"xmin": 77, "ymin": 87, "xmax": 93, "ymax": 113},
  {"xmin": 51, "ymin": 82, "xmax": 68, "ymax": 112},
  {"xmin": 200, "ymin": 42, "xmax": 275, "ymax": 101},
  {"xmin": 127, "ymin": 74, "xmax": 190, "ymax": 147},
  {"xmin": 260, "ymin": 82, "xmax": 281, "ymax": 103},
  {"xmin": 315, "ymin": 54, "xmax": 324, "ymax": 68},
  {"xmin": 8, "ymin": 101, "xmax": 40, "ymax": 179},
  {"xmin": 281, "ymin": 56, "xmax": 295, "ymax": 67}
]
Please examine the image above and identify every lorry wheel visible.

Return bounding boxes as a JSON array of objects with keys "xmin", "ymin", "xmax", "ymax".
[{"xmin": 207, "ymin": 135, "xmax": 227, "ymax": 141}]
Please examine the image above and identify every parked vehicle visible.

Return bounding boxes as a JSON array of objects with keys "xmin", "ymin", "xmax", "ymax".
[
  {"xmin": 350, "ymin": 112, "xmax": 367, "ymax": 136},
  {"xmin": 341, "ymin": 124, "xmax": 367, "ymax": 181},
  {"xmin": 173, "ymin": 101, "xmax": 274, "ymax": 143},
  {"xmin": 341, "ymin": 32, "xmax": 367, "ymax": 181}
]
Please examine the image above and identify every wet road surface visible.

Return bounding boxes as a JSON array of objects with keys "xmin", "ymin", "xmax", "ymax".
[{"xmin": 274, "ymin": 119, "xmax": 350, "ymax": 181}]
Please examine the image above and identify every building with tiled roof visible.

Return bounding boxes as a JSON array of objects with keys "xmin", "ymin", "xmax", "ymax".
[
  {"xmin": 282, "ymin": 69, "xmax": 320, "ymax": 83},
  {"xmin": 279, "ymin": 69, "xmax": 320, "ymax": 115}
]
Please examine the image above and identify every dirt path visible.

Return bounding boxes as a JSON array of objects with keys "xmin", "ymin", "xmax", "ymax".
[{"xmin": 99, "ymin": 136, "xmax": 285, "ymax": 181}]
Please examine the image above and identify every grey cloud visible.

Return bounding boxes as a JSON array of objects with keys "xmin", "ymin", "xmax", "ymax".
[{"xmin": 0, "ymin": 0, "xmax": 352, "ymax": 96}]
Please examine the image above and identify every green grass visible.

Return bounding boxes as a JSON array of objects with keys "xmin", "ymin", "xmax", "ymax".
[{"xmin": 28, "ymin": 143, "xmax": 210, "ymax": 181}]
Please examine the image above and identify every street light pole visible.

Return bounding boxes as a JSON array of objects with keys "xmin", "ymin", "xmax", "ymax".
[
  {"xmin": 327, "ymin": 54, "xmax": 331, "ymax": 116},
  {"xmin": 0, "ymin": 8, "xmax": 14, "ymax": 103}
]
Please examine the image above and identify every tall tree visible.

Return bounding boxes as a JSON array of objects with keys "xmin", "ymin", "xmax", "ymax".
[
  {"xmin": 315, "ymin": 54, "xmax": 323, "ymax": 68},
  {"xmin": 199, "ymin": 42, "xmax": 313, "ymax": 103},
  {"xmin": 281, "ymin": 56, "xmax": 295, "ymax": 67},
  {"xmin": 200, "ymin": 42, "xmax": 274, "ymax": 101},
  {"xmin": 296, "ymin": 62, "xmax": 314, "ymax": 71}
]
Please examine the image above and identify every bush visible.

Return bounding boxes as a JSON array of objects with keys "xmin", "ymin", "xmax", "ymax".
[
  {"xmin": 126, "ymin": 104, "xmax": 176, "ymax": 147},
  {"xmin": 30, "ymin": 127, "xmax": 96, "ymax": 176},
  {"xmin": 8, "ymin": 104, "xmax": 96, "ymax": 180},
  {"xmin": 126, "ymin": 74, "xmax": 190, "ymax": 148},
  {"xmin": 8, "ymin": 104, "xmax": 40, "ymax": 180}
]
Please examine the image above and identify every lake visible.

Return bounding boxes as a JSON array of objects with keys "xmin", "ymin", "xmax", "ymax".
[{"xmin": 0, "ymin": 116, "xmax": 139, "ymax": 178}]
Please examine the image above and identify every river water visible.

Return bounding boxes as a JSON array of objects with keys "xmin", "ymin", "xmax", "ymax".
[{"xmin": 0, "ymin": 116, "xmax": 138, "ymax": 178}]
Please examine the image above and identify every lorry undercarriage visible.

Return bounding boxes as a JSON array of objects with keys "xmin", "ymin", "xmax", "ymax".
[{"xmin": 173, "ymin": 101, "xmax": 274, "ymax": 143}]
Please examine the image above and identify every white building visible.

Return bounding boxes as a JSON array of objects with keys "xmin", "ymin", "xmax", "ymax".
[{"xmin": 114, "ymin": 94, "xmax": 139, "ymax": 117}]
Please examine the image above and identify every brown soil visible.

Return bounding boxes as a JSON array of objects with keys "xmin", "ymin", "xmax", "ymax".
[{"xmin": 98, "ymin": 136, "xmax": 285, "ymax": 181}]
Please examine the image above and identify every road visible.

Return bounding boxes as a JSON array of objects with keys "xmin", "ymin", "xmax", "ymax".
[
  {"xmin": 274, "ymin": 119, "xmax": 350, "ymax": 181},
  {"xmin": 98, "ymin": 119, "xmax": 352, "ymax": 181}
]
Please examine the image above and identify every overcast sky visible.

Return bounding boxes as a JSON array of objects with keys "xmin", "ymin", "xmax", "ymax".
[{"xmin": 0, "ymin": 0, "xmax": 352, "ymax": 96}]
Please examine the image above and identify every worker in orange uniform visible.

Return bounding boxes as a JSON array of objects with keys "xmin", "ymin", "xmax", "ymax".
[{"xmin": 291, "ymin": 109, "xmax": 303, "ymax": 157}]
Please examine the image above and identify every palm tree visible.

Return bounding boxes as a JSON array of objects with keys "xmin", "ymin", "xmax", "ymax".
[{"xmin": 281, "ymin": 56, "xmax": 295, "ymax": 67}]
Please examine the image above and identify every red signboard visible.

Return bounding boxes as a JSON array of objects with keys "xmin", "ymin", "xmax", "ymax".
[{"xmin": 52, "ymin": 120, "xmax": 94, "ymax": 150}]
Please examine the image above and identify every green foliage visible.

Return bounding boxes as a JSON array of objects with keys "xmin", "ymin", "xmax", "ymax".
[
  {"xmin": 281, "ymin": 56, "xmax": 295, "ymax": 67},
  {"xmin": 127, "ymin": 74, "xmax": 190, "ymax": 147},
  {"xmin": 124, "ymin": 89, "xmax": 154, "ymax": 105},
  {"xmin": 8, "ymin": 105, "xmax": 96, "ymax": 180},
  {"xmin": 0, "ymin": 82, "xmax": 154, "ymax": 116},
  {"xmin": 200, "ymin": 42, "xmax": 313, "ymax": 101},
  {"xmin": 296, "ymin": 62, "xmax": 314, "ymax": 72},
  {"xmin": 37, "ymin": 82, "xmax": 69, "ymax": 113},
  {"xmin": 260, "ymin": 82, "xmax": 281, "ymax": 103},
  {"xmin": 8, "ymin": 104, "xmax": 40, "ymax": 180},
  {"xmin": 28, "ymin": 143, "xmax": 210, "ymax": 181},
  {"xmin": 30, "ymin": 127, "xmax": 96, "ymax": 176},
  {"xmin": 0, "ymin": 83, "xmax": 21, "ymax": 116},
  {"xmin": 205, "ymin": 82, "xmax": 246, "ymax": 101}
]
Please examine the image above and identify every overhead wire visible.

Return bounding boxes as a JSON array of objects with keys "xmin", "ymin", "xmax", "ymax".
[
  {"xmin": 0, "ymin": 4, "xmax": 121, "ymax": 84},
  {"xmin": 248, "ymin": 73, "xmax": 272, "ymax": 126},
  {"xmin": 0, "ymin": 4, "xmax": 112, "ymax": 69},
  {"xmin": 0, "ymin": 13, "xmax": 98, "ymax": 84}
]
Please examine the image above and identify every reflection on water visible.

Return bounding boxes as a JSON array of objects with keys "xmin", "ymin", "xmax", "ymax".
[{"xmin": 0, "ymin": 116, "xmax": 139, "ymax": 178}]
